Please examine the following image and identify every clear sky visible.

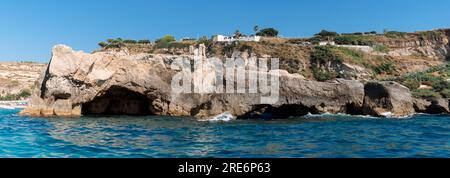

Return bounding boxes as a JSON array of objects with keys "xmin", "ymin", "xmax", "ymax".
[{"xmin": 1, "ymin": 0, "xmax": 450, "ymax": 62}]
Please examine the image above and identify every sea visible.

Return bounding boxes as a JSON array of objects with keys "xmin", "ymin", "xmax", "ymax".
[{"xmin": 0, "ymin": 109, "xmax": 448, "ymax": 158}]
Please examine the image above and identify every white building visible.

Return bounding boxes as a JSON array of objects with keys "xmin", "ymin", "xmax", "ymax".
[
  {"xmin": 213, "ymin": 35, "xmax": 261, "ymax": 42},
  {"xmin": 318, "ymin": 41, "xmax": 336, "ymax": 46}
]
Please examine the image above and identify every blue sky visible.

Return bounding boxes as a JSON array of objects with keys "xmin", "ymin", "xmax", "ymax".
[{"xmin": 1, "ymin": 0, "xmax": 450, "ymax": 62}]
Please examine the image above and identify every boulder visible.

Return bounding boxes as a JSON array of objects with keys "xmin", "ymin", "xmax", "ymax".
[
  {"xmin": 413, "ymin": 98, "xmax": 432, "ymax": 113},
  {"xmin": 363, "ymin": 81, "xmax": 415, "ymax": 117},
  {"xmin": 426, "ymin": 98, "xmax": 450, "ymax": 114}
]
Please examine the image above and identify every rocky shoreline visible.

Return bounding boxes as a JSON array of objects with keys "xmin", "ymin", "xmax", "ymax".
[{"xmin": 18, "ymin": 45, "xmax": 449, "ymax": 120}]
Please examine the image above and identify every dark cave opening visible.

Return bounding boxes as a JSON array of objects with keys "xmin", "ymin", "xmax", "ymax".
[
  {"xmin": 82, "ymin": 86, "xmax": 153, "ymax": 116},
  {"xmin": 239, "ymin": 104, "xmax": 321, "ymax": 119}
]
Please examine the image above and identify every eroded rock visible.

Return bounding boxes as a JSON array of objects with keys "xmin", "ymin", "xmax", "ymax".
[
  {"xmin": 20, "ymin": 45, "xmax": 415, "ymax": 119},
  {"xmin": 363, "ymin": 81, "xmax": 415, "ymax": 117}
]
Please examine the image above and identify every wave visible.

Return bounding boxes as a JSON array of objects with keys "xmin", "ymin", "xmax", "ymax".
[{"xmin": 206, "ymin": 112, "xmax": 236, "ymax": 122}]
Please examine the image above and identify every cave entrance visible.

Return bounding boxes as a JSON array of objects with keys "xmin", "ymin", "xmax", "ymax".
[{"xmin": 82, "ymin": 86, "xmax": 153, "ymax": 116}]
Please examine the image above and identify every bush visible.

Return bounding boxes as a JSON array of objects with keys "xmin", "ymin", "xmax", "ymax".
[
  {"xmin": 98, "ymin": 42, "xmax": 107, "ymax": 48},
  {"xmin": 138, "ymin": 39, "xmax": 151, "ymax": 44},
  {"xmin": 98, "ymin": 38, "xmax": 126, "ymax": 48},
  {"xmin": 196, "ymin": 36, "xmax": 212, "ymax": 46},
  {"xmin": 419, "ymin": 31, "xmax": 443, "ymax": 39},
  {"xmin": 385, "ymin": 31, "xmax": 407, "ymax": 38},
  {"xmin": 441, "ymin": 89, "xmax": 450, "ymax": 98},
  {"xmin": 155, "ymin": 35, "xmax": 176, "ymax": 44},
  {"xmin": 310, "ymin": 46, "xmax": 341, "ymax": 65},
  {"xmin": 431, "ymin": 79, "xmax": 450, "ymax": 92},
  {"xmin": 334, "ymin": 35, "xmax": 376, "ymax": 46},
  {"xmin": 123, "ymin": 39, "xmax": 137, "ymax": 44},
  {"xmin": 412, "ymin": 89, "xmax": 441, "ymax": 99},
  {"xmin": 314, "ymin": 30, "xmax": 338, "ymax": 37},
  {"xmin": 373, "ymin": 45, "xmax": 389, "ymax": 53},
  {"xmin": 373, "ymin": 62, "xmax": 396, "ymax": 75},
  {"xmin": 256, "ymin": 28, "xmax": 279, "ymax": 37},
  {"xmin": 401, "ymin": 78, "xmax": 421, "ymax": 90},
  {"xmin": 312, "ymin": 67, "xmax": 338, "ymax": 82},
  {"xmin": 0, "ymin": 90, "xmax": 32, "ymax": 101},
  {"xmin": 18, "ymin": 89, "xmax": 31, "ymax": 98}
]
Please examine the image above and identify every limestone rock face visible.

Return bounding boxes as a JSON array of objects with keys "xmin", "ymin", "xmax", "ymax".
[
  {"xmin": 413, "ymin": 98, "xmax": 432, "ymax": 113},
  {"xmin": 426, "ymin": 98, "xmax": 450, "ymax": 114},
  {"xmin": 363, "ymin": 81, "xmax": 415, "ymax": 117},
  {"xmin": 413, "ymin": 98, "xmax": 450, "ymax": 114},
  {"xmin": 20, "ymin": 45, "xmax": 415, "ymax": 119}
]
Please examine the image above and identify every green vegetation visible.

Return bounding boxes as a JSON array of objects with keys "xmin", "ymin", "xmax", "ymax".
[
  {"xmin": 412, "ymin": 89, "xmax": 441, "ymax": 99},
  {"xmin": 98, "ymin": 38, "xmax": 151, "ymax": 49},
  {"xmin": 155, "ymin": 35, "xmax": 176, "ymax": 43},
  {"xmin": 310, "ymin": 30, "xmax": 339, "ymax": 43},
  {"xmin": 0, "ymin": 89, "xmax": 31, "ymax": 101},
  {"xmin": 373, "ymin": 62, "xmax": 397, "ymax": 75},
  {"xmin": 312, "ymin": 66, "xmax": 338, "ymax": 82},
  {"xmin": 196, "ymin": 36, "xmax": 212, "ymax": 46},
  {"xmin": 314, "ymin": 30, "xmax": 339, "ymax": 38},
  {"xmin": 256, "ymin": 28, "xmax": 279, "ymax": 37},
  {"xmin": 334, "ymin": 35, "xmax": 377, "ymax": 46},
  {"xmin": 419, "ymin": 31, "xmax": 443, "ymax": 39},
  {"xmin": 138, "ymin": 39, "xmax": 151, "ymax": 44},
  {"xmin": 373, "ymin": 44, "xmax": 390, "ymax": 53},
  {"xmin": 441, "ymin": 89, "xmax": 450, "ymax": 98},
  {"xmin": 310, "ymin": 46, "xmax": 342, "ymax": 65},
  {"xmin": 155, "ymin": 35, "xmax": 180, "ymax": 49},
  {"xmin": 384, "ymin": 31, "xmax": 408, "ymax": 38},
  {"xmin": 389, "ymin": 64, "xmax": 450, "ymax": 99}
]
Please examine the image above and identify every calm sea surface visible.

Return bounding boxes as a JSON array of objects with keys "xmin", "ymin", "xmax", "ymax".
[{"xmin": 0, "ymin": 109, "xmax": 448, "ymax": 158}]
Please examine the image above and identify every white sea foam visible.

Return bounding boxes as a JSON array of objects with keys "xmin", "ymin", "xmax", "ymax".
[{"xmin": 207, "ymin": 112, "xmax": 236, "ymax": 122}]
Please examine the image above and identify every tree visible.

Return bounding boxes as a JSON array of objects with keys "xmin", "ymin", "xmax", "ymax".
[
  {"xmin": 256, "ymin": 28, "xmax": 279, "ymax": 37},
  {"xmin": 98, "ymin": 42, "xmax": 107, "ymax": 48},
  {"xmin": 155, "ymin": 35, "xmax": 176, "ymax": 44},
  {"xmin": 138, "ymin": 39, "xmax": 151, "ymax": 44},
  {"xmin": 314, "ymin": 30, "xmax": 338, "ymax": 37}
]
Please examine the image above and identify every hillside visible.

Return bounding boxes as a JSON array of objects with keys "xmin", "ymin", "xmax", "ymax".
[
  {"xmin": 0, "ymin": 62, "xmax": 47, "ymax": 100},
  {"xmin": 96, "ymin": 29, "xmax": 450, "ymax": 82}
]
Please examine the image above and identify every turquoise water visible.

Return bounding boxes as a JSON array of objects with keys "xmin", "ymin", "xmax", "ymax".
[{"xmin": 0, "ymin": 109, "xmax": 449, "ymax": 158}]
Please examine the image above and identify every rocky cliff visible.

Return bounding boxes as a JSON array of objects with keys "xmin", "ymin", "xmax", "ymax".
[
  {"xmin": 0, "ymin": 62, "xmax": 46, "ymax": 98},
  {"xmin": 20, "ymin": 45, "xmax": 419, "ymax": 119}
]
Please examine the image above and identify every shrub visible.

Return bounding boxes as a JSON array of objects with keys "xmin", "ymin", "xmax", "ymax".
[
  {"xmin": 98, "ymin": 38, "xmax": 127, "ymax": 48},
  {"xmin": 431, "ymin": 79, "xmax": 450, "ymax": 92},
  {"xmin": 312, "ymin": 67, "xmax": 338, "ymax": 82},
  {"xmin": 412, "ymin": 89, "xmax": 441, "ymax": 99},
  {"xmin": 310, "ymin": 46, "xmax": 341, "ymax": 65},
  {"xmin": 441, "ymin": 89, "xmax": 450, "ymax": 98},
  {"xmin": 373, "ymin": 62, "xmax": 396, "ymax": 75},
  {"xmin": 138, "ymin": 39, "xmax": 151, "ymax": 44},
  {"xmin": 373, "ymin": 45, "xmax": 389, "ymax": 53},
  {"xmin": 155, "ymin": 35, "xmax": 176, "ymax": 44},
  {"xmin": 18, "ymin": 89, "xmax": 31, "ymax": 98},
  {"xmin": 0, "ymin": 90, "xmax": 32, "ymax": 101},
  {"xmin": 334, "ymin": 35, "xmax": 376, "ymax": 46},
  {"xmin": 314, "ymin": 30, "xmax": 338, "ymax": 37},
  {"xmin": 337, "ymin": 47, "xmax": 364, "ymax": 62},
  {"xmin": 419, "ymin": 31, "xmax": 443, "ymax": 39},
  {"xmin": 385, "ymin": 31, "xmax": 407, "ymax": 38},
  {"xmin": 98, "ymin": 42, "xmax": 107, "ymax": 48},
  {"xmin": 256, "ymin": 28, "xmax": 279, "ymax": 37},
  {"xmin": 402, "ymin": 78, "xmax": 421, "ymax": 90},
  {"xmin": 123, "ymin": 39, "xmax": 137, "ymax": 44},
  {"xmin": 196, "ymin": 36, "xmax": 212, "ymax": 46}
]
